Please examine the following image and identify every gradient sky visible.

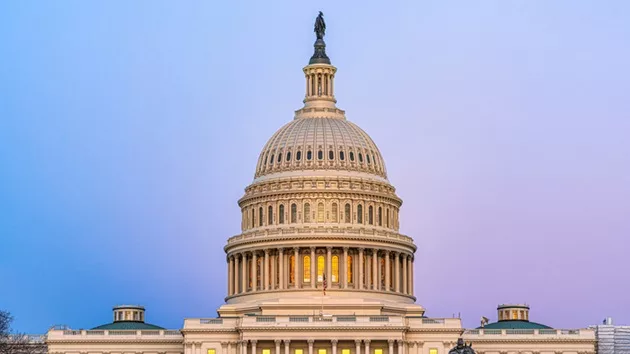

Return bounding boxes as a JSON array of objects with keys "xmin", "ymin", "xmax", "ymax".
[{"xmin": 1, "ymin": 0, "xmax": 629, "ymax": 334}]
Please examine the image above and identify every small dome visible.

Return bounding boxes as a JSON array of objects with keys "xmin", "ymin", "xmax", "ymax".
[{"xmin": 254, "ymin": 117, "xmax": 387, "ymax": 180}]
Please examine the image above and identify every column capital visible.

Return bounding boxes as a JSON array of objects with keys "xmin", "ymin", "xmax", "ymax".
[
  {"xmin": 363, "ymin": 340, "xmax": 371, "ymax": 345},
  {"xmin": 221, "ymin": 342, "xmax": 228, "ymax": 348},
  {"xmin": 278, "ymin": 247, "xmax": 284, "ymax": 253},
  {"xmin": 294, "ymin": 247, "xmax": 300, "ymax": 252},
  {"xmin": 265, "ymin": 249, "xmax": 270, "ymax": 255},
  {"xmin": 384, "ymin": 249, "xmax": 390, "ymax": 255},
  {"xmin": 343, "ymin": 246, "xmax": 349, "ymax": 252},
  {"xmin": 416, "ymin": 341, "xmax": 424, "ymax": 348},
  {"xmin": 355, "ymin": 340, "xmax": 362, "ymax": 345},
  {"xmin": 275, "ymin": 340, "xmax": 282, "ymax": 345},
  {"xmin": 310, "ymin": 246, "xmax": 316, "ymax": 251},
  {"xmin": 326, "ymin": 246, "xmax": 332, "ymax": 251},
  {"xmin": 283, "ymin": 340, "xmax": 291, "ymax": 345},
  {"xmin": 307, "ymin": 339, "xmax": 315, "ymax": 345},
  {"xmin": 331, "ymin": 339, "xmax": 338, "ymax": 345},
  {"xmin": 250, "ymin": 340, "xmax": 258, "ymax": 345},
  {"xmin": 358, "ymin": 247, "xmax": 365, "ymax": 252},
  {"xmin": 387, "ymin": 339, "xmax": 395, "ymax": 345}
]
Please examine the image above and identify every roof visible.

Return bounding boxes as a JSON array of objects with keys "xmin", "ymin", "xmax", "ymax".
[
  {"xmin": 91, "ymin": 321, "xmax": 164, "ymax": 330},
  {"xmin": 478, "ymin": 320, "xmax": 552, "ymax": 329}
]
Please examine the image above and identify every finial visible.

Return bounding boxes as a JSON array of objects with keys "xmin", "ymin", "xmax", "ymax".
[{"xmin": 310, "ymin": 11, "xmax": 330, "ymax": 64}]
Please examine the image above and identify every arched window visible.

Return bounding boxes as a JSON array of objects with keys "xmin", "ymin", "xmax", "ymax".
[
  {"xmin": 286, "ymin": 151, "xmax": 291, "ymax": 161},
  {"xmin": 251, "ymin": 208, "xmax": 255, "ymax": 228},
  {"xmin": 317, "ymin": 150, "xmax": 323, "ymax": 160},
  {"xmin": 317, "ymin": 203, "xmax": 324, "ymax": 222},
  {"xmin": 307, "ymin": 151, "xmax": 312, "ymax": 160},
  {"xmin": 350, "ymin": 152, "xmax": 355, "ymax": 161},
  {"xmin": 259, "ymin": 207, "xmax": 263, "ymax": 227},
  {"xmin": 378, "ymin": 207, "xmax": 382, "ymax": 226},
  {"xmin": 264, "ymin": 155, "xmax": 268, "ymax": 165},
  {"xmin": 303, "ymin": 255, "xmax": 311, "ymax": 283},
  {"xmin": 296, "ymin": 151, "xmax": 302, "ymax": 161},
  {"xmin": 304, "ymin": 203, "xmax": 311, "ymax": 222},
  {"xmin": 277, "ymin": 153, "xmax": 282, "ymax": 163},
  {"xmin": 367, "ymin": 154, "xmax": 371, "ymax": 164},
  {"xmin": 386, "ymin": 208, "xmax": 390, "ymax": 228},
  {"xmin": 289, "ymin": 255, "xmax": 295, "ymax": 284},
  {"xmin": 358, "ymin": 153, "xmax": 363, "ymax": 163},
  {"xmin": 368, "ymin": 206, "xmax": 373, "ymax": 225},
  {"xmin": 332, "ymin": 255, "xmax": 339, "ymax": 283},
  {"xmin": 347, "ymin": 255, "xmax": 353, "ymax": 284},
  {"xmin": 329, "ymin": 150, "xmax": 334, "ymax": 160},
  {"xmin": 331, "ymin": 203, "xmax": 338, "ymax": 222},
  {"xmin": 291, "ymin": 204, "xmax": 297, "ymax": 223},
  {"xmin": 339, "ymin": 151, "xmax": 345, "ymax": 160},
  {"xmin": 317, "ymin": 255, "xmax": 325, "ymax": 282},
  {"xmin": 268, "ymin": 205, "xmax": 273, "ymax": 225},
  {"xmin": 344, "ymin": 204, "xmax": 351, "ymax": 223},
  {"xmin": 270, "ymin": 154, "xmax": 274, "ymax": 164},
  {"xmin": 357, "ymin": 204, "xmax": 363, "ymax": 224},
  {"xmin": 279, "ymin": 205, "xmax": 285, "ymax": 224}
]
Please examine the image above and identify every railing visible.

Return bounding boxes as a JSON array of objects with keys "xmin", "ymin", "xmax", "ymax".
[
  {"xmin": 108, "ymin": 331, "xmax": 136, "ymax": 335},
  {"xmin": 422, "ymin": 318, "xmax": 444, "ymax": 324},
  {"xmin": 369, "ymin": 316, "xmax": 389, "ymax": 322},
  {"xmin": 200, "ymin": 319, "xmax": 223, "ymax": 324},
  {"xmin": 50, "ymin": 329, "xmax": 183, "ymax": 339},
  {"xmin": 256, "ymin": 316, "xmax": 276, "ymax": 322},
  {"xmin": 289, "ymin": 316, "xmax": 310, "ymax": 322},
  {"xmin": 86, "ymin": 330, "xmax": 105, "ymax": 335},
  {"xmin": 539, "ymin": 329, "xmax": 558, "ymax": 335},
  {"xmin": 506, "ymin": 329, "xmax": 535, "ymax": 335},
  {"xmin": 336, "ymin": 316, "xmax": 356, "ymax": 322},
  {"xmin": 228, "ymin": 227, "xmax": 414, "ymax": 245},
  {"xmin": 463, "ymin": 329, "xmax": 594, "ymax": 338}
]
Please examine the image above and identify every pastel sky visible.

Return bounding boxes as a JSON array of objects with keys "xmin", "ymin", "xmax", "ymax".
[{"xmin": 1, "ymin": 1, "xmax": 629, "ymax": 334}]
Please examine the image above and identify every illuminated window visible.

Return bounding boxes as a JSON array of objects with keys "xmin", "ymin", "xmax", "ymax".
[
  {"xmin": 318, "ymin": 349, "xmax": 327, "ymax": 354},
  {"xmin": 289, "ymin": 255, "xmax": 295, "ymax": 284},
  {"xmin": 347, "ymin": 255, "xmax": 353, "ymax": 283},
  {"xmin": 317, "ymin": 203, "xmax": 324, "ymax": 222},
  {"xmin": 331, "ymin": 203, "xmax": 338, "ymax": 222},
  {"xmin": 291, "ymin": 204, "xmax": 297, "ymax": 223},
  {"xmin": 303, "ymin": 255, "xmax": 311, "ymax": 282},
  {"xmin": 429, "ymin": 349, "xmax": 438, "ymax": 354},
  {"xmin": 295, "ymin": 350, "xmax": 303, "ymax": 354},
  {"xmin": 263, "ymin": 350, "xmax": 271, "ymax": 354},
  {"xmin": 512, "ymin": 311, "xmax": 518, "ymax": 320},
  {"xmin": 279, "ymin": 205, "xmax": 285, "ymax": 224},
  {"xmin": 374, "ymin": 350, "xmax": 383, "ymax": 354},
  {"xmin": 208, "ymin": 350, "xmax": 216, "ymax": 354},
  {"xmin": 344, "ymin": 204, "xmax": 351, "ymax": 223},
  {"xmin": 357, "ymin": 204, "xmax": 363, "ymax": 224},
  {"xmin": 332, "ymin": 255, "xmax": 339, "ymax": 282},
  {"xmin": 268, "ymin": 205, "xmax": 273, "ymax": 225},
  {"xmin": 317, "ymin": 255, "xmax": 325, "ymax": 282},
  {"xmin": 342, "ymin": 350, "xmax": 351, "ymax": 354},
  {"xmin": 304, "ymin": 203, "xmax": 311, "ymax": 222}
]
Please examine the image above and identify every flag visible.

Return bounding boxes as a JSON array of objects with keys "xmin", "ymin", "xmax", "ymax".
[{"xmin": 323, "ymin": 274, "xmax": 327, "ymax": 295}]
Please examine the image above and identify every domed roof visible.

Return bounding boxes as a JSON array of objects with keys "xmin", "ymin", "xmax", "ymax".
[
  {"xmin": 91, "ymin": 321, "xmax": 164, "ymax": 330},
  {"xmin": 478, "ymin": 320, "xmax": 552, "ymax": 330},
  {"xmin": 254, "ymin": 117, "xmax": 387, "ymax": 180}
]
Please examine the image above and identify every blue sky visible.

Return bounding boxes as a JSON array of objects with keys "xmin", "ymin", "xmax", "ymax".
[{"xmin": 1, "ymin": 0, "xmax": 629, "ymax": 333}]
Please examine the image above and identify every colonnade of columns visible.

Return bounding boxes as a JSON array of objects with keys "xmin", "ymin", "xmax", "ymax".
[
  {"xmin": 226, "ymin": 247, "xmax": 414, "ymax": 297},
  {"xmin": 224, "ymin": 339, "xmax": 416, "ymax": 354}
]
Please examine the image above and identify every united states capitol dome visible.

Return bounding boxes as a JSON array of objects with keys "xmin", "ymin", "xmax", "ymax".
[{"xmin": 254, "ymin": 116, "xmax": 387, "ymax": 180}]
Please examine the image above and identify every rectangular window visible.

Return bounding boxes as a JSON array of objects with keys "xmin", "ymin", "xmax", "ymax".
[
  {"xmin": 429, "ymin": 349, "xmax": 438, "ymax": 354},
  {"xmin": 318, "ymin": 350, "xmax": 327, "ymax": 354},
  {"xmin": 263, "ymin": 350, "xmax": 271, "ymax": 354},
  {"xmin": 208, "ymin": 350, "xmax": 216, "ymax": 354},
  {"xmin": 295, "ymin": 350, "xmax": 304, "ymax": 354},
  {"xmin": 342, "ymin": 350, "xmax": 351, "ymax": 354},
  {"xmin": 374, "ymin": 350, "xmax": 383, "ymax": 354}
]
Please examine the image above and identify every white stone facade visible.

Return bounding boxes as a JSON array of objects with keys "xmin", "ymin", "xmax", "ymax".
[{"xmin": 46, "ymin": 19, "xmax": 596, "ymax": 354}]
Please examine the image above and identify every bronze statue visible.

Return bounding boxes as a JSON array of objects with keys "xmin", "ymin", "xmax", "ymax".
[
  {"xmin": 314, "ymin": 11, "xmax": 326, "ymax": 39},
  {"xmin": 448, "ymin": 338, "xmax": 475, "ymax": 354}
]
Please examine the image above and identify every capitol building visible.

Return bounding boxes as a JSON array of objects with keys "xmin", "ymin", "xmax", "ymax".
[{"xmin": 47, "ymin": 14, "xmax": 596, "ymax": 354}]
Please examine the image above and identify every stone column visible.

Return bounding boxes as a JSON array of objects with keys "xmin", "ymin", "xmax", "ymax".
[
  {"xmin": 294, "ymin": 247, "xmax": 301, "ymax": 288},
  {"xmin": 251, "ymin": 340, "xmax": 257, "ymax": 354},
  {"xmin": 342, "ymin": 247, "xmax": 349, "ymax": 288},
  {"xmin": 376, "ymin": 251, "xmax": 382, "ymax": 290},
  {"xmin": 397, "ymin": 340, "xmax": 404, "ymax": 354},
  {"xmin": 409, "ymin": 256, "xmax": 414, "ymax": 296},
  {"xmin": 385, "ymin": 251, "xmax": 391, "ymax": 291},
  {"xmin": 364, "ymin": 340, "xmax": 370, "ymax": 354},
  {"xmin": 241, "ymin": 253, "xmax": 247, "ymax": 293},
  {"xmin": 234, "ymin": 255, "xmax": 240, "ymax": 294},
  {"xmin": 365, "ymin": 252, "xmax": 371, "ymax": 289},
  {"xmin": 271, "ymin": 252, "xmax": 276, "ymax": 289},
  {"xmin": 372, "ymin": 249, "xmax": 378, "ymax": 290},
  {"xmin": 358, "ymin": 248, "xmax": 364, "ymax": 289},
  {"xmin": 227, "ymin": 256, "xmax": 233, "ymax": 296},
  {"xmin": 394, "ymin": 252, "xmax": 400, "ymax": 293},
  {"xmin": 275, "ymin": 340, "xmax": 281, "ymax": 354},
  {"xmin": 278, "ymin": 248, "xmax": 284, "ymax": 289},
  {"xmin": 241, "ymin": 341, "xmax": 246, "ymax": 354},
  {"xmin": 264, "ymin": 249, "xmax": 270, "ymax": 290},
  {"xmin": 355, "ymin": 340, "xmax": 362, "ymax": 354},
  {"xmin": 252, "ymin": 251, "xmax": 258, "ymax": 291},
  {"xmin": 402, "ymin": 253, "xmax": 408, "ymax": 294},
  {"xmin": 222, "ymin": 342, "xmax": 228, "ymax": 354},
  {"xmin": 388, "ymin": 340, "xmax": 395, "ymax": 354},
  {"xmin": 311, "ymin": 247, "xmax": 316, "ymax": 288},
  {"xmin": 332, "ymin": 339, "xmax": 338, "ymax": 354},
  {"xmin": 308, "ymin": 340, "xmax": 314, "ymax": 354},
  {"xmin": 326, "ymin": 246, "xmax": 332, "ymax": 285},
  {"xmin": 283, "ymin": 340, "xmax": 290, "ymax": 354}
]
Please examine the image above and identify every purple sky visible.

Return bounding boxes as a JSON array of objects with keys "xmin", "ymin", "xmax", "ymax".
[{"xmin": 1, "ymin": 1, "xmax": 629, "ymax": 333}]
